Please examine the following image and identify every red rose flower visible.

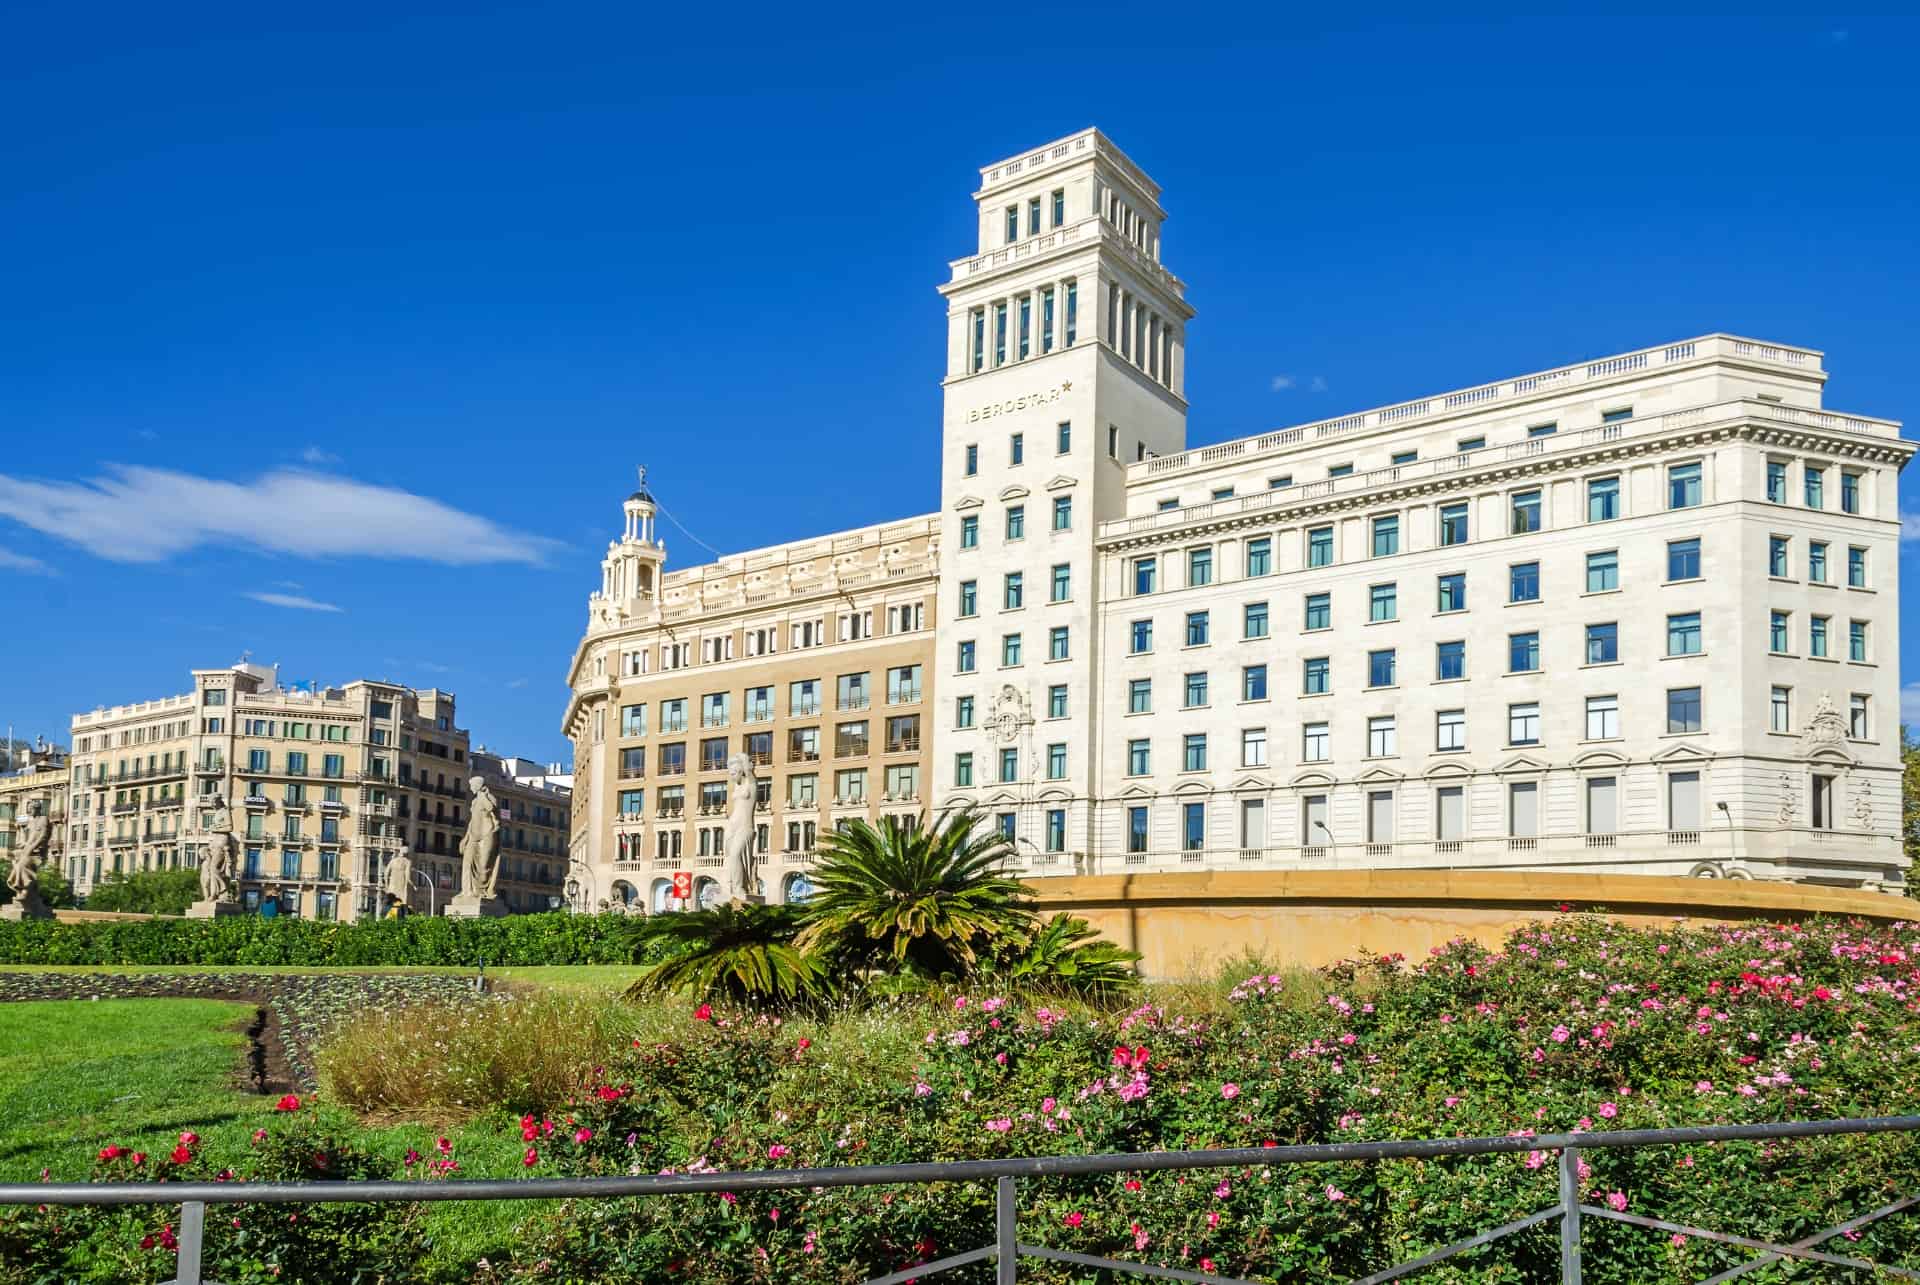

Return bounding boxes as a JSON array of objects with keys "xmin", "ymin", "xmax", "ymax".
[{"xmin": 275, "ymin": 1094, "xmax": 301, "ymax": 1112}]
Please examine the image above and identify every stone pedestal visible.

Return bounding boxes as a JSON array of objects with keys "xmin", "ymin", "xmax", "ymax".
[
  {"xmin": 445, "ymin": 896, "xmax": 508, "ymax": 918},
  {"xmin": 0, "ymin": 897, "xmax": 52, "ymax": 922},
  {"xmin": 186, "ymin": 899, "xmax": 246, "ymax": 920}
]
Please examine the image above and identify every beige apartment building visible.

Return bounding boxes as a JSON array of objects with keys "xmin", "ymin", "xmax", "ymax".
[
  {"xmin": 562, "ymin": 484, "xmax": 938, "ymax": 909},
  {"xmin": 69, "ymin": 664, "xmax": 568, "ymax": 920}
]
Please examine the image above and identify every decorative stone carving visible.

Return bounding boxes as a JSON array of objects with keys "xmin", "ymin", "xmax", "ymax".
[
  {"xmin": 983, "ymin": 684, "xmax": 1032, "ymax": 745},
  {"xmin": 1775, "ymin": 773, "xmax": 1797, "ymax": 828},
  {"xmin": 1852, "ymin": 777, "xmax": 1875, "ymax": 830},
  {"xmin": 721, "ymin": 753, "xmax": 762, "ymax": 905},
  {"xmin": 1800, "ymin": 692, "xmax": 1846, "ymax": 756},
  {"xmin": 2, "ymin": 801, "xmax": 52, "ymax": 920}
]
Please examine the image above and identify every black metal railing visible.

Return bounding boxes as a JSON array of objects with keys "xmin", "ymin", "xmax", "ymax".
[{"xmin": 1, "ymin": 1116, "xmax": 1915, "ymax": 1285}]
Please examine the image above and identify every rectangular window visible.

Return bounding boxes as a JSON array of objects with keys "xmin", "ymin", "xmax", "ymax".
[
  {"xmin": 1307, "ymin": 526, "xmax": 1333, "ymax": 567},
  {"xmin": 1188, "ymin": 546, "xmax": 1213, "ymax": 587},
  {"xmin": 836, "ymin": 673, "xmax": 869, "ymax": 711},
  {"xmin": 1052, "ymin": 188, "xmax": 1065, "ymax": 226},
  {"xmin": 1010, "ymin": 432, "xmax": 1025, "ymax": 466},
  {"xmin": 1767, "ymin": 460, "xmax": 1788, "ymax": 504},
  {"xmin": 1046, "ymin": 743, "xmax": 1067, "ymax": 781},
  {"xmin": 1042, "ymin": 807, "xmax": 1065, "ymax": 852},
  {"xmin": 1001, "ymin": 634, "xmax": 1022, "ymax": 666},
  {"xmin": 1586, "ymin": 622, "xmax": 1618, "ymax": 664},
  {"xmin": 1805, "ymin": 466, "xmax": 1825, "ymax": 509},
  {"xmin": 1128, "ymin": 739, "xmax": 1151, "ymax": 776},
  {"xmin": 1667, "ymin": 538, "xmax": 1701, "ymax": 582},
  {"xmin": 1848, "ymin": 546, "xmax": 1867, "ymax": 588},
  {"xmin": 1586, "ymin": 550, "xmax": 1618, "ymax": 593},
  {"xmin": 1003, "ymin": 573, "xmax": 1023, "ymax": 610},
  {"xmin": 1850, "ymin": 693, "xmax": 1869, "ymax": 739},
  {"xmin": 1368, "ymin": 716, "xmax": 1396, "ymax": 757},
  {"xmin": 1127, "ymin": 805, "xmax": 1148, "ymax": 853},
  {"xmin": 1065, "ymin": 281, "xmax": 1077, "ymax": 345},
  {"xmin": 1246, "ymin": 537, "xmax": 1271, "ymax": 576},
  {"xmin": 1304, "ymin": 657, "xmax": 1330, "ymax": 694},
  {"xmin": 959, "ymin": 515, "xmax": 978, "ymax": 549},
  {"xmin": 1456, "ymin": 435, "xmax": 1485, "ymax": 452},
  {"xmin": 886, "ymin": 665, "xmax": 922, "ymax": 704},
  {"xmin": 1809, "ymin": 541, "xmax": 1828, "ymax": 583},
  {"xmin": 1587, "ymin": 476, "xmax": 1620, "ymax": 521},
  {"xmin": 1049, "ymin": 626, "xmax": 1070, "ymax": 661},
  {"xmin": 1509, "ymin": 782, "xmax": 1540, "ymax": 839},
  {"xmin": 1670, "ymin": 771, "xmax": 1702, "ymax": 831},
  {"xmin": 999, "ymin": 747, "xmax": 1018, "ymax": 783},
  {"xmin": 957, "ymin": 641, "xmax": 976, "ymax": 673},
  {"xmin": 1372, "ymin": 515, "xmax": 1400, "ymax": 557},
  {"xmin": 1439, "ymin": 502, "xmax": 1469, "ymax": 546},
  {"xmin": 1017, "ymin": 296, "xmax": 1031, "ymax": 360},
  {"xmin": 1368, "ymin": 648, "xmax": 1396, "ymax": 688},
  {"xmin": 1770, "ymin": 610, "xmax": 1790, "ymax": 653},
  {"xmin": 621, "ymin": 704, "xmax": 648, "ymax": 737},
  {"xmin": 1810, "ymin": 615, "xmax": 1829, "ymax": 658},
  {"xmin": 1771, "ymin": 686, "xmax": 1791, "ymax": 733},
  {"xmin": 1369, "ymin": 582, "xmax": 1397, "ymax": 621},
  {"xmin": 1243, "ymin": 664, "xmax": 1268, "ymax": 701},
  {"xmin": 1243, "ymin": 601, "xmax": 1269, "ymax": 640},
  {"xmin": 1184, "ymin": 671, "xmax": 1209, "ymax": 708},
  {"xmin": 1269, "ymin": 474, "xmax": 1293, "ymax": 490},
  {"xmin": 1006, "ymin": 505, "xmax": 1025, "ymax": 539},
  {"xmin": 1667, "ymin": 687, "xmax": 1702, "ymax": 734},
  {"xmin": 1128, "ymin": 678, "xmax": 1152, "ymax": 714},
  {"xmin": 1435, "ymin": 786, "xmax": 1465, "ymax": 841},
  {"xmin": 1510, "ymin": 489, "xmax": 1542, "ymax": 534},
  {"xmin": 1051, "ymin": 495, "xmax": 1071, "ymax": 531},
  {"xmin": 1185, "ymin": 611, "xmax": 1210, "ymax": 646},
  {"xmin": 1437, "ymin": 639, "xmax": 1465, "ymax": 681},
  {"xmin": 1129, "ymin": 619, "xmax": 1153, "ymax": 653},
  {"xmin": 1436, "ymin": 572, "xmax": 1466, "ymax": 613},
  {"xmin": 953, "ymin": 753, "xmax": 973, "ymax": 787},
  {"xmin": 1508, "ymin": 632, "xmax": 1540, "ymax": 672},
  {"xmin": 1509, "ymin": 702, "xmax": 1541, "ymax": 746},
  {"xmin": 1027, "ymin": 195, "xmax": 1041, "ymax": 235},
  {"xmin": 1667, "ymin": 612, "xmax": 1702, "ymax": 656},
  {"xmin": 1242, "ymin": 728, "xmax": 1267, "ymax": 768},
  {"xmin": 1302, "ymin": 722, "xmax": 1329, "ymax": 762},
  {"xmin": 1004, "ymin": 205, "xmax": 1018, "ymax": 242},
  {"xmin": 1182, "ymin": 802, "xmax": 1206, "ymax": 852},
  {"xmin": 1769, "ymin": 536, "xmax": 1789, "ymax": 578},
  {"xmin": 964, "ymin": 444, "xmax": 979, "ymax": 477},
  {"xmin": 1048, "ymin": 563, "xmax": 1071, "ymax": 603},
  {"xmin": 1509, "ymin": 561, "xmax": 1540, "ymax": 603},
  {"xmin": 1669, "ymin": 462, "xmax": 1703, "ymax": 509},
  {"xmin": 1436, "ymin": 708, "xmax": 1465, "ymax": 752},
  {"xmin": 1047, "ymin": 685, "xmax": 1067, "ymax": 718},
  {"xmin": 1811, "ymin": 774, "xmax": 1834, "ymax": 830},
  {"xmin": 1391, "ymin": 449, "xmax": 1419, "ymax": 465},
  {"xmin": 1586, "ymin": 694, "xmax": 1619, "ymax": 740},
  {"xmin": 1849, "ymin": 619, "xmax": 1868, "ymax": 662},
  {"xmin": 1134, "ymin": 557, "xmax": 1157, "ymax": 595},
  {"xmin": 1842, "ymin": 470, "xmax": 1862, "ymax": 514},
  {"xmin": 993, "ymin": 305, "xmax": 1008, "ymax": 364},
  {"xmin": 1304, "ymin": 592, "xmax": 1331, "ymax": 630},
  {"xmin": 955, "ymin": 696, "xmax": 974, "ymax": 728}
]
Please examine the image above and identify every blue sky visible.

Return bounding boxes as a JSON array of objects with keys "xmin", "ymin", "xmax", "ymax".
[{"xmin": 3, "ymin": 4, "xmax": 1917, "ymax": 762}]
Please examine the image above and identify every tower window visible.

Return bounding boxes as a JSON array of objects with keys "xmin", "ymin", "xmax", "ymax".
[
  {"xmin": 1004, "ymin": 206, "xmax": 1018, "ymax": 243},
  {"xmin": 1051, "ymin": 188, "xmax": 1065, "ymax": 226},
  {"xmin": 1027, "ymin": 196, "xmax": 1041, "ymax": 236}
]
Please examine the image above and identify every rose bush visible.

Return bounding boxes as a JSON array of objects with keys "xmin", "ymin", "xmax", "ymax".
[{"xmin": 6, "ymin": 912, "xmax": 1919, "ymax": 1283}]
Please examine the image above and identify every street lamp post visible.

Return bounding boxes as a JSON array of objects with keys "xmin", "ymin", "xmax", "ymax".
[{"xmin": 411, "ymin": 868, "xmax": 437, "ymax": 917}]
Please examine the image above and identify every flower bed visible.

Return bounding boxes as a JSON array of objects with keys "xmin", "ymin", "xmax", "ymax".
[{"xmin": 4, "ymin": 914, "xmax": 1919, "ymax": 1284}]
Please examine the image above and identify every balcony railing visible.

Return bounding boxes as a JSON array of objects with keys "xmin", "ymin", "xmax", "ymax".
[
  {"xmin": 788, "ymin": 750, "xmax": 820, "ymax": 763},
  {"xmin": 886, "ymin": 737, "xmax": 921, "ymax": 755},
  {"xmin": 12, "ymin": 1116, "xmax": 1913, "ymax": 1285}
]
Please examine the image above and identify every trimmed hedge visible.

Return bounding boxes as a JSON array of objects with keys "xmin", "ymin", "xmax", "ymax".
[{"xmin": 0, "ymin": 911, "xmax": 647, "ymax": 967}]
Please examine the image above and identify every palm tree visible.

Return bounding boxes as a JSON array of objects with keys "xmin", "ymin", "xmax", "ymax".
[
  {"xmin": 625, "ymin": 903, "xmax": 828, "ymax": 1006},
  {"xmin": 994, "ymin": 913, "xmax": 1141, "ymax": 998},
  {"xmin": 797, "ymin": 810, "xmax": 1034, "ymax": 979}
]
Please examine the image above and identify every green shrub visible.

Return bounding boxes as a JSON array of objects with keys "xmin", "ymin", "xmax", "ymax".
[{"xmin": 81, "ymin": 868, "xmax": 201, "ymax": 915}]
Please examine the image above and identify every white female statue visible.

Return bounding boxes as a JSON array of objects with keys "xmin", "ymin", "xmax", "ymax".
[{"xmin": 721, "ymin": 753, "xmax": 761, "ymax": 904}]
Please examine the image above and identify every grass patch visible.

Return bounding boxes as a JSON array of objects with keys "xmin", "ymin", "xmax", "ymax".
[{"xmin": 0, "ymin": 998, "xmax": 277, "ymax": 1180}]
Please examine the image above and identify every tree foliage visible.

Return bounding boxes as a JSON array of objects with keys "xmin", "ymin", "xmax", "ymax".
[{"xmin": 83, "ymin": 868, "xmax": 202, "ymax": 916}]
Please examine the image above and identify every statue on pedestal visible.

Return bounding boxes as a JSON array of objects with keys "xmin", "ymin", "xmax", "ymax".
[
  {"xmin": 3, "ymin": 801, "xmax": 52, "ymax": 919},
  {"xmin": 450, "ymin": 777, "xmax": 505, "ymax": 916},
  {"xmin": 198, "ymin": 802, "xmax": 238, "ymax": 904},
  {"xmin": 721, "ymin": 753, "xmax": 762, "ymax": 905},
  {"xmin": 382, "ymin": 846, "xmax": 415, "ymax": 916}
]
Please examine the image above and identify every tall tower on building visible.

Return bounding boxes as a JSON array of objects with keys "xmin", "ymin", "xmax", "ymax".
[
  {"xmin": 932, "ymin": 129, "xmax": 1194, "ymax": 864},
  {"xmin": 591, "ymin": 469, "xmax": 666, "ymax": 629}
]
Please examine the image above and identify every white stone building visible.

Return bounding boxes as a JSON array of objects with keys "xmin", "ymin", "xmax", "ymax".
[
  {"xmin": 933, "ymin": 130, "xmax": 1911, "ymax": 889},
  {"xmin": 567, "ymin": 127, "xmax": 1912, "ymax": 894}
]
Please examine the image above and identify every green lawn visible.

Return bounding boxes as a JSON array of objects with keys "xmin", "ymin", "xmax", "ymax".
[{"xmin": 0, "ymin": 963, "xmax": 650, "ymax": 993}]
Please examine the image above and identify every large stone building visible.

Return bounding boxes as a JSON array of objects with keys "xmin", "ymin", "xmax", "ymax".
[
  {"xmin": 68, "ymin": 664, "xmax": 567, "ymax": 918},
  {"xmin": 562, "ymin": 487, "xmax": 938, "ymax": 909},
  {"xmin": 565, "ymin": 128, "xmax": 1912, "ymax": 900}
]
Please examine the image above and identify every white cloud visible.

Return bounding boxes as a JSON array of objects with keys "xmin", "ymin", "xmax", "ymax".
[
  {"xmin": 300, "ymin": 446, "xmax": 341, "ymax": 465},
  {"xmin": 1902, "ymin": 682, "xmax": 1920, "ymax": 728},
  {"xmin": 1902, "ymin": 514, "xmax": 1920, "ymax": 543},
  {"xmin": 506, "ymin": 677, "xmax": 529, "ymax": 689},
  {"xmin": 1271, "ymin": 374, "xmax": 1328, "ymax": 393},
  {"xmin": 245, "ymin": 592, "xmax": 344, "ymax": 613},
  {"xmin": 0, "ymin": 465, "xmax": 561, "ymax": 566},
  {"xmin": 0, "ymin": 548, "xmax": 51, "ymax": 575}
]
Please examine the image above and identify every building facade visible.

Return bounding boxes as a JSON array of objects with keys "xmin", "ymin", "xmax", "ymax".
[
  {"xmin": 566, "ymin": 128, "xmax": 1912, "ymax": 897},
  {"xmin": 0, "ymin": 743, "xmax": 70, "ymax": 887},
  {"xmin": 562, "ymin": 486, "xmax": 938, "ymax": 909},
  {"xmin": 68, "ymin": 665, "xmax": 568, "ymax": 918}
]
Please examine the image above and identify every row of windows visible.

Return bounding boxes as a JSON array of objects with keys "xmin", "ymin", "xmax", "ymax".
[
  {"xmin": 1767, "ymin": 535, "xmax": 1872, "ymax": 586},
  {"xmin": 602, "ymin": 606, "xmax": 928, "ymax": 681},
  {"xmin": 1767, "ymin": 612, "xmax": 1875, "ymax": 662},
  {"xmin": 968, "ymin": 281, "xmax": 1079, "ymax": 373},
  {"xmin": 615, "ymin": 717, "xmax": 924, "ymax": 778},
  {"xmin": 1107, "ymin": 282, "xmax": 1175, "ymax": 389},
  {"xmin": 615, "ymin": 668, "xmax": 925, "ymax": 737},
  {"xmin": 616, "ymin": 762, "xmax": 925, "ymax": 817},
  {"xmin": 1002, "ymin": 187, "xmax": 1067, "ymax": 244},
  {"xmin": 955, "ymin": 626, "xmax": 1075, "ymax": 673}
]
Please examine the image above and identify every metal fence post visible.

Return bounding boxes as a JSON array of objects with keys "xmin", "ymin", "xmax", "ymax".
[
  {"xmin": 996, "ymin": 1175, "xmax": 1017, "ymax": 1284},
  {"xmin": 177, "ymin": 1200, "xmax": 205, "ymax": 1285},
  {"xmin": 1559, "ymin": 1146, "xmax": 1582, "ymax": 1285}
]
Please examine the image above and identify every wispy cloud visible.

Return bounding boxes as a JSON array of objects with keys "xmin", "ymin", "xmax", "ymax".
[
  {"xmin": 1902, "ymin": 514, "xmax": 1920, "ymax": 543},
  {"xmin": 1902, "ymin": 682, "xmax": 1920, "ymax": 728},
  {"xmin": 1270, "ymin": 374, "xmax": 1328, "ymax": 393},
  {"xmin": 505, "ymin": 677, "xmax": 529, "ymax": 689},
  {"xmin": 300, "ymin": 446, "xmax": 341, "ymax": 465},
  {"xmin": 245, "ymin": 591, "xmax": 344, "ymax": 613},
  {"xmin": 0, "ymin": 548, "xmax": 52, "ymax": 575},
  {"xmin": 0, "ymin": 465, "xmax": 561, "ymax": 566}
]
